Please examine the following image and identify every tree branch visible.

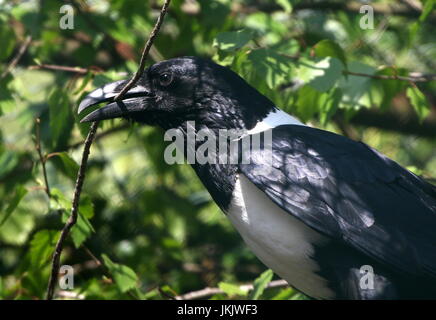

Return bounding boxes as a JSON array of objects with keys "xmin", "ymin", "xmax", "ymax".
[
  {"xmin": 114, "ymin": 0, "xmax": 171, "ymax": 101},
  {"xmin": 1, "ymin": 35, "xmax": 32, "ymax": 79},
  {"xmin": 343, "ymin": 70, "xmax": 436, "ymax": 83},
  {"xmin": 46, "ymin": 0, "xmax": 172, "ymax": 300},
  {"xmin": 29, "ymin": 64, "xmax": 103, "ymax": 74},
  {"xmin": 245, "ymin": 1, "xmax": 435, "ymax": 21},
  {"xmin": 33, "ymin": 118, "xmax": 50, "ymax": 197},
  {"xmin": 174, "ymin": 279, "xmax": 289, "ymax": 300},
  {"xmin": 46, "ymin": 121, "xmax": 99, "ymax": 300}
]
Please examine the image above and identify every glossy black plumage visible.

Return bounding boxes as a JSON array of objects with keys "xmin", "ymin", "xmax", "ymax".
[{"xmin": 239, "ymin": 124, "xmax": 436, "ymax": 298}]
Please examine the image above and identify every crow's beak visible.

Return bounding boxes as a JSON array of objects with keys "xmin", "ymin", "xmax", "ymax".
[{"xmin": 77, "ymin": 79, "xmax": 153, "ymax": 123}]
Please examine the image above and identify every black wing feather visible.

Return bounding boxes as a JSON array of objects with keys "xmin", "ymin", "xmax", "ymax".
[{"xmin": 239, "ymin": 125, "xmax": 436, "ymax": 279}]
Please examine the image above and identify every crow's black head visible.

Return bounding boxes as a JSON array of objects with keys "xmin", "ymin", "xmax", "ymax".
[{"xmin": 78, "ymin": 56, "xmax": 274, "ymax": 130}]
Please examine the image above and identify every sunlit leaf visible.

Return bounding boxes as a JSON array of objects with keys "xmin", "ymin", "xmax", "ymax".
[
  {"xmin": 419, "ymin": 0, "xmax": 435, "ymax": 22},
  {"xmin": 319, "ymin": 87, "xmax": 342, "ymax": 125},
  {"xmin": 271, "ymin": 287, "xmax": 295, "ymax": 300},
  {"xmin": 61, "ymin": 210, "xmax": 95, "ymax": 248},
  {"xmin": 277, "ymin": 0, "xmax": 293, "ymax": 13},
  {"xmin": 313, "ymin": 39, "xmax": 347, "ymax": 68},
  {"xmin": 296, "ymin": 57, "xmax": 344, "ymax": 92},
  {"xmin": 338, "ymin": 61, "xmax": 376, "ymax": 107},
  {"xmin": 290, "ymin": 292, "xmax": 311, "ymax": 300},
  {"xmin": 249, "ymin": 269, "xmax": 273, "ymax": 300},
  {"xmin": 248, "ymin": 48, "xmax": 291, "ymax": 89},
  {"xmin": 51, "ymin": 188, "xmax": 95, "ymax": 248},
  {"xmin": 406, "ymin": 86, "xmax": 430, "ymax": 122},
  {"xmin": 102, "ymin": 254, "xmax": 138, "ymax": 293},
  {"xmin": 218, "ymin": 282, "xmax": 249, "ymax": 297},
  {"xmin": 159, "ymin": 284, "xmax": 178, "ymax": 299},
  {"xmin": 29, "ymin": 230, "xmax": 60, "ymax": 268},
  {"xmin": 294, "ymin": 85, "xmax": 325, "ymax": 122},
  {"xmin": 79, "ymin": 195, "xmax": 94, "ymax": 219},
  {"xmin": 213, "ymin": 30, "xmax": 253, "ymax": 52},
  {"xmin": 0, "ymin": 185, "xmax": 28, "ymax": 227},
  {"xmin": 48, "ymin": 88, "xmax": 72, "ymax": 148},
  {"xmin": 50, "ymin": 152, "xmax": 79, "ymax": 181}
]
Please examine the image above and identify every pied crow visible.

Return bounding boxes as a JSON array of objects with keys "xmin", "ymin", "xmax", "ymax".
[{"xmin": 78, "ymin": 56, "xmax": 436, "ymax": 300}]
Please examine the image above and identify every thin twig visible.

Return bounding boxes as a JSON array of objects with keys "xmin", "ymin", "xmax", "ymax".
[
  {"xmin": 29, "ymin": 64, "xmax": 102, "ymax": 74},
  {"xmin": 1, "ymin": 35, "xmax": 32, "ymax": 79},
  {"xmin": 114, "ymin": 0, "xmax": 171, "ymax": 101},
  {"xmin": 33, "ymin": 118, "xmax": 50, "ymax": 197},
  {"xmin": 334, "ymin": 118, "xmax": 361, "ymax": 141},
  {"xmin": 81, "ymin": 245, "xmax": 102, "ymax": 267},
  {"xmin": 278, "ymin": 51, "xmax": 436, "ymax": 83},
  {"xmin": 343, "ymin": 70, "xmax": 436, "ymax": 82},
  {"xmin": 45, "ymin": 0, "xmax": 172, "ymax": 300},
  {"xmin": 243, "ymin": 1, "xmax": 434, "ymax": 21},
  {"xmin": 174, "ymin": 279, "xmax": 289, "ymax": 300},
  {"xmin": 46, "ymin": 121, "xmax": 99, "ymax": 300}
]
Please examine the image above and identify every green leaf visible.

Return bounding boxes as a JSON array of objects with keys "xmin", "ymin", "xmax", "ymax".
[
  {"xmin": 0, "ymin": 150, "xmax": 19, "ymax": 179},
  {"xmin": 271, "ymin": 287, "xmax": 296, "ymax": 300},
  {"xmin": 294, "ymin": 85, "xmax": 325, "ymax": 122},
  {"xmin": 92, "ymin": 71, "xmax": 124, "ymax": 88},
  {"xmin": 407, "ymin": 1, "xmax": 434, "ymax": 46},
  {"xmin": 0, "ymin": 22, "xmax": 16, "ymax": 61},
  {"xmin": 199, "ymin": 0, "xmax": 231, "ymax": 28},
  {"xmin": 296, "ymin": 57, "xmax": 344, "ymax": 92},
  {"xmin": 319, "ymin": 87, "xmax": 343, "ymax": 125},
  {"xmin": 0, "ymin": 185, "xmax": 28, "ymax": 227},
  {"xmin": 51, "ymin": 152, "xmax": 79, "ymax": 181},
  {"xmin": 406, "ymin": 165, "xmax": 423, "ymax": 176},
  {"xmin": 102, "ymin": 254, "xmax": 138, "ymax": 293},
  {"xmin": 313, "ymin": 39, "xmax": 347, "ymax": 68},
  {"xmin": 338, "ymin": 61, "xmax": 376, "ymax": 107},
  {"xmin": 244, "ymin": 12, "xmax": 287, "ymax": 35},
  {"xmin": 213, "ymin": 30, "xmax": 253, "ymax": 52},
  {"xmin": 51, "ymin": 188, "xmax": 95, "ymax": 248},
  {"xmin": 159, "ymin": 284, "xmax": 178, "ymax": 299},
  {"xmin": 73, "ymin": 71, "xmax": 93, "ymax": 95},
  {"xmin": 249, "ymin": 269, "xmax": 274, "ymax": 300},
  {"xmin": 48, "ymin": 88, "xmax": 72, "ymax": 148},
  {"xmin": 248, "ymin": 48, "xmax": 291, "ymax": 89},
  {"xmin": 50, "ymin": 188, "xmax": 70, "ymax": 211},
  {"xmin": 406, "ymin": 86, "xmax": 430, "ymax": 122},
  {"xmin": 290, "ymin": 292, "xmax": 311, "ymax": 300},
  {"xmin": 0, "ymin": 76, "xmax": 13, "ymax": 103},
  {"xmin": 218, "ymin": 282, "xmax": 249, "ymax": 297},
  {"xmin": 373, "ymin": 67, "xmax": 407, "ymax": 110},
  {"xmin": 61, "ymin": 210, "xmax": 95, "ymax": 248},
  {"xmin": 419, "ymin": 0, "xmax": 435, "ymax": 22},
  {"xmin": 79, "ymin": 195, "xmax": 94, "ymax": 219},
  {"xmin": 29, "ymin": 230, "xmax": 60, "ymax": 268},
  {"xmin": 277, "ymin": 0, "xmax": 293, "ymax": 13}
]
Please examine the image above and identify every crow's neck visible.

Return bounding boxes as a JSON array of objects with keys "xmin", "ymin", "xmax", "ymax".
[
  {"xmin": 158, "ymin": 93, "xmax": 275, "ymax": 210},
  {"xmin": 172, "ymin": 123, "xmax": 240, "ymax": 211},
  {"xmin": 195, "ymin": 92, "xmax": 275, "ymax": 131}
]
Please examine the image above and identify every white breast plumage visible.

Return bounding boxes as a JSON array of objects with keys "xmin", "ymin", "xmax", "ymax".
[{"xmin": 226, "ymin": 108, "xmax": 335, "ymax": 299}]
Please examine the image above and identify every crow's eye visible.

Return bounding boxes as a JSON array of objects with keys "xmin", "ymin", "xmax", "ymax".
[{"xmin": 159, "ymin": 73, "xmax": 173, "ymax": 86}]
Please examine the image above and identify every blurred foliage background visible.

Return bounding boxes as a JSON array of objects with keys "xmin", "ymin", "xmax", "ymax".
[{"xmin": 0, "ymin": 0, "xmax": 435, "ymax": 300}]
